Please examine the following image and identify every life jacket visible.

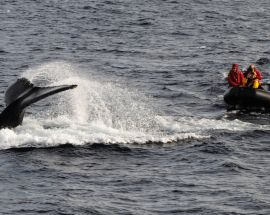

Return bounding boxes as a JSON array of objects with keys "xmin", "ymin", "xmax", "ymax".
[{"xmin": 245, "ymin": 76, "xmax": 260, "ymax": 88}]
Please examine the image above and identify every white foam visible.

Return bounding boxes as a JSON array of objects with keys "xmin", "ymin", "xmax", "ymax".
[
  {"xmin": 0, "ymin": 61, "xmax": 268, "ymax": 150},
  {"xmin": 0, "ymin": 116, "xmax": 207, "ymax": 150}
]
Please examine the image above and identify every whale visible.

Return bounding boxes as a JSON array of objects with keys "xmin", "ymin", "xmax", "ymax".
[{"xmin": 0, "ymin": 78, "xmax": 77, "ymax": 129}]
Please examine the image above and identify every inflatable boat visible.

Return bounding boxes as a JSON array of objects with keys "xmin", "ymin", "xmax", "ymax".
[{"xmin": 224, "ymin": 86, "xmax": 270, "ymax": 111}]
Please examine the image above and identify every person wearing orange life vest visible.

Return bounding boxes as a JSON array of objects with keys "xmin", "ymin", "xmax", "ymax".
[
  {"xmin": 227, "ymin": 64, "xmax": 245, "ymax": 87},
  {"xmin": 243, "ymin": 64, "xmax": 263, "ymax": 89}
]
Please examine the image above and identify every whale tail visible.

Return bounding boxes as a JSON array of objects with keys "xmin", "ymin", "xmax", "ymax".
[{"xmin": 0, "ymin": 78, "xmax": 77, "ymax": 128}]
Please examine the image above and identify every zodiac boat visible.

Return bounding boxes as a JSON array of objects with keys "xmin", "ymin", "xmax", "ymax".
[{"xmin": 224, "ymin": 86, "xmax": 270, "ymax": 111}]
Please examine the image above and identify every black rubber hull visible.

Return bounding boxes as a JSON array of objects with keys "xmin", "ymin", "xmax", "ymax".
[{"xmin": 224, "ymin": 87, "xmax": 270, "ymax": 111}]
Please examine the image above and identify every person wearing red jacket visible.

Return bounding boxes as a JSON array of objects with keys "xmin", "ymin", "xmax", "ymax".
[
  {"xmin": 244, "ymin": 64, "xmax": 263, "ymax": 88},
  {"xmin": 227, "ymin": 64, "xmax": 245, "ymax": 87}
]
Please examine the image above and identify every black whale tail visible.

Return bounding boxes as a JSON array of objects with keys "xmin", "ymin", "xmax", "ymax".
[
  {"xmin": 17, "ymin": 82, "xmax": 77, "ymax": 109},
  {"xmin": 0, "ymin": 78, "xmax": 77, "ymax": 128}
]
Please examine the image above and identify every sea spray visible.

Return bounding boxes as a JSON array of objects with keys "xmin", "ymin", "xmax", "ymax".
[
  {"xmin": 0, "ymin": 61, "xmax": 262, "ymax": 149},
  {"xmin": 21, "ymin": 61, "xmax": 160, "ymax": 132}
]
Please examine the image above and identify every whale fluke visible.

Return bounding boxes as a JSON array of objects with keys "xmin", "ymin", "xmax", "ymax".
[{"xmin": 0, "ymin": 78, "xmax": 77, "ymax": 129}]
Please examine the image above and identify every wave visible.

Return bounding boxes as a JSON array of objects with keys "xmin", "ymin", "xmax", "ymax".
[{"xmin": 0, "ymin": 61, "xmax": 269, "ymax": 150}]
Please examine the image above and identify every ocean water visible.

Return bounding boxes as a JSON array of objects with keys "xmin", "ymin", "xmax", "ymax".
[{"xmin": 1, "ymin": 0, "xmax": 270, "ymax": 214}]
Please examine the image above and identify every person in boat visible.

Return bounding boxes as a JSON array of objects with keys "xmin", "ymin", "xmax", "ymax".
[
  {"xmin": 243, "ymin": 64, "xmax": 263, "ymax": 89},
  {"xmin": 227, "ymin": 64, "xmax": 245, "ymax": 87}
]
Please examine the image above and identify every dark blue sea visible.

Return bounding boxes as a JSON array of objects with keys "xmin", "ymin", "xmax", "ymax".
[{"xmin": 1, "ymin": 0, "xmax": 270, "ymax": 214}]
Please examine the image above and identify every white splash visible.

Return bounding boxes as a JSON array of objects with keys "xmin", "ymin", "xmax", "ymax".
[{"xmin": 0, "ymin": 61, "xmax": 267, "ymax": 150}]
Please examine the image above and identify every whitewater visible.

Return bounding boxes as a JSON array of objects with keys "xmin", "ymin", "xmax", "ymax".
[{"xmin": 0, "ymin": 61, "xmax": 268, "ymax": 150}]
